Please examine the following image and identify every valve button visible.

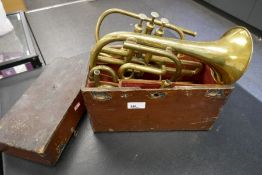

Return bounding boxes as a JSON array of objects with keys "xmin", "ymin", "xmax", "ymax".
[{"xmin": 151, "ymin": 12, "xmax": 159, "ymax": 19}]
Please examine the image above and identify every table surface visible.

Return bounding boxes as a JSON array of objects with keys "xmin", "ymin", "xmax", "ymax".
[{"xmin": 1, "ymin": 0, "xmax": 262, "ymax": 174}]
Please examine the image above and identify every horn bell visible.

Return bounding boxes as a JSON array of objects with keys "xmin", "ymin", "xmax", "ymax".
[{"xmin": 207, "ymin": 26, "xmax": 253, "ymax": 84}]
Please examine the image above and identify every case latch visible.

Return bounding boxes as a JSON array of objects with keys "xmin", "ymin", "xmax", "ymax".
[
  {"xmin": 205, "ymin": 89, "xmax": 224, "ymax": 98},
  {"xmin": 91, "ymin": 92, "xmax": 112, "ymax": 101}
]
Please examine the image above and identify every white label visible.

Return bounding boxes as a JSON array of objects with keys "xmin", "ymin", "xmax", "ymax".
[
  {"xmin": 127, "ymin": 102, "xmax": 146, "ymax": 109},
  {"xmin": 14, "ymin": 64, "xmax": 27, "ymax": 74}
]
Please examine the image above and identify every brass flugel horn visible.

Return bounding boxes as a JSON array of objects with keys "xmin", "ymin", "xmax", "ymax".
[{"xmin": 88, "ymin": 8, "xmax": 253, "ymax": 87}]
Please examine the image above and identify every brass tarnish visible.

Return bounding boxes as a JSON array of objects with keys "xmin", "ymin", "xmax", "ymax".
[{"xmin": 87, "ymin": 8, "xmax": 253, "ymax": 88}]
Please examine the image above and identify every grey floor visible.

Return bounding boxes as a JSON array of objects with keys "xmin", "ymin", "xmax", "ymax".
[{"xmin": 1, "ymin": 0, "xmax": 262, "ymax": 174}]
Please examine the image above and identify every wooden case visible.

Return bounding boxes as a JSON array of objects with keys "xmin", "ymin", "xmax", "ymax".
[
  {"xmin": 82, "ymin": 85, "xmax": 232, "ymax": 132},
  {"xmin": 81, "ymin": 57, "xmax": 233, "ymax": 132},
  {"xmin": 0, "ymin": 56, "xmax": 87, "ymax": 165}
]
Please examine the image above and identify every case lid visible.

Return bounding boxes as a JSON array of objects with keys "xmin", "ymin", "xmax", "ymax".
[{"xmin": 0, "ymin": 56, "xmax": 88, "ymax": 164}]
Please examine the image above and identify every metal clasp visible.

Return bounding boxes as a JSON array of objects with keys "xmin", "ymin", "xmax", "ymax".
[
  {"xmin": 91, "ymin": 92, "xmax": 112, "ymax": 101},
  {"xmin": 205, "ymin": 89, "xmax": 224, "ymax": 98}
]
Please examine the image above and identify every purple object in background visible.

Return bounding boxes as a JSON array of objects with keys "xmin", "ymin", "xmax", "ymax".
[
  {"xmin": 0, "ymin": 62, "xmax": 34, "ymax": 79},
  {"xmin": 25, "ymin": 62, "xmax": 34, "ymax": 71},
  {"xmin": 1, "ymin": 67, "xmax": 16, "ymax": 77}
]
